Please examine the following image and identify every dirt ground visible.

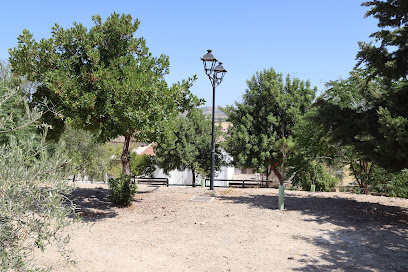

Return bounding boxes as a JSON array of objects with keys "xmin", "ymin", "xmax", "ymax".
[{"xmin": 38, "ymin": 183, "xmax": 408, "ymax": 271}]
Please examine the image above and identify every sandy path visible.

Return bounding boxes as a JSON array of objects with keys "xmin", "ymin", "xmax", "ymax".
[{"xmin": 37, "ymin": 184, "xmax": 408, "ymax": 271}]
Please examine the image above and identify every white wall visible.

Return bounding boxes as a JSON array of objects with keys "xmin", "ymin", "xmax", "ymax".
[
  {"xmin": 153, "ymin": 167, "xmax": 194, "ymax": 185},
  {"xmin": 153, "ymin": 165, "xmax": 235, "ymax": 187}
]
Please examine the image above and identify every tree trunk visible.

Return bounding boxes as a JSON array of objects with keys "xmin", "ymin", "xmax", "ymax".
[
  {"xmin": 121, "ymin": 134, "xmax": 131, "ymax": 177},
  {"xmin": 280, "ymin": 125, "xmax": 286, "ymax": 185},
  {"xmin": 278, "ymin": 125, "xmax": 286, "ymax": 210},
  {"xmin": 271, "ymin": 164, "xmax": 284, "ymax": 185},
  {"xmin": 72, "ymin": 174, "xmax": 76, "ymax": 183},
  {"xmin": 364, "ymin": 183, "xmax": 369, "ymax": 195},
  {"xmin": 349, "ymin": 160, "xmax": 371, "ymax": 195},
  {"xmin": 363, "ymin": 161, "xmax": 372, "ymax": 195},
  {"xmin": 192, "ymin": 169, "xmax": 196, "ymax": 187}
]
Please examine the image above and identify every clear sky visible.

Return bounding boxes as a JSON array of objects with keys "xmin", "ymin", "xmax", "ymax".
[{"xmin": 0, "ymin": 0, "xmax": 378, "ymax": 107}]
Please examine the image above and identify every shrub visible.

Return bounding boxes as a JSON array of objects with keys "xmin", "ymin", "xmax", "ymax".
[
  {"xmin": 0, "ymin": 136, "xmax": 75, "ymax": 271},
  {"xmin": 291, "ymin": 162, "xmax": 339, "ymax": 192},
  {"xmin": 369, "ymin": 167, "xmax": 408, "ymax": 198},
  {"xmin": 108, "ymin": 176, "xmax": 137, "ymax": 206}
]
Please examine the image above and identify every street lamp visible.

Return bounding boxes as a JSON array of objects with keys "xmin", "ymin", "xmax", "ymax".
[{"xmin": 201, "ymin": 49, "xmax": 227, "ymax": 190}]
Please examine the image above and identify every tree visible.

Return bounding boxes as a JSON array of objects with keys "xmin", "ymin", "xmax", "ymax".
[
  {"xmin": 355, "ymin": 0, "xmax": 408, "ymax": 170},
  {"xmin": 223, "ymin": 68, "xmax": 316, "ymax": 209},
  {"xmin": 316, "ymin": 0, "xmax": 408, "ymax": 171},
  {"xmin": 357, "ymin": 0, "xmax": 408, "ymax": 81},
  {"xmin": 313, "ymin": 71, "xmax": 386, "ymax": 194},
  {"xmin": 58, "ymin": 124, "xmax": 110, "ymax": 182},
  {"xmin": 290, "ymin": 161, "xmax": 339, "ymax": 192},
  {"xmin": 9, "ymin": 13, "xmax": 201, "ymax": 177},
  {"xmin": 289, "ymin": 109, "xmax": 341, "ymax": 192},
  {"xmin": 0, "ymin": 78, "xmax": 75, "ymax": 271},
  {"xmin": 314, "ymin": 70, "xmax": 408, "ymax": 194},
  {"xmin": 155, "ymin": 108, "xmax": 223, "ymax": 186}
]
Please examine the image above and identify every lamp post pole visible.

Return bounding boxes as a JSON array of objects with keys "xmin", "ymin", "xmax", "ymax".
[
  {"xmin": 201, "ymin": 50, "xmax": 227, "ymax": 190},
  {"xmin": 210, "ymin": 84, "xmax": 216, "ymax": 190}
]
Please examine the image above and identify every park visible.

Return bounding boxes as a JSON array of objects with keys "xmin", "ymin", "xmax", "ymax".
[{"xmin": 1, "ymin": 0, "xmax": 408, "ymax": 271}]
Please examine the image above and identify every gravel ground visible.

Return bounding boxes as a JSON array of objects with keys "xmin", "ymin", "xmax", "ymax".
[{"xmin": 36, "ymin": 183, "xmax": 408, "ymax": 271}]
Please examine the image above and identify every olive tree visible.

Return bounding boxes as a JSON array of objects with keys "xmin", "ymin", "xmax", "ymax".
[{"xmin": 0, "ymin": 74, "xmax": 75, "ymax": 271}]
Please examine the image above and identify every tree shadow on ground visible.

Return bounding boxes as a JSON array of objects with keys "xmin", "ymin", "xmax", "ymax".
[
  {"xmin": 217, "ymin": 193, "xmax": 408, "ymax": 271},
  {"xmin": 69, "ymin": 187, "xmax": 118, "ymax": 222}
]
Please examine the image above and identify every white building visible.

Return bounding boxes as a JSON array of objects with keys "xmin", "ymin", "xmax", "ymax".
[{"xmin": 136, "ymin": 144, "xmax": 244, "ymax": 187}]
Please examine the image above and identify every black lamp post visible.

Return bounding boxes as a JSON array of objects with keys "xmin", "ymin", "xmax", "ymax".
[{"xmin": 201, "ymin": 49, "xmax": 227, "ymax": 190}]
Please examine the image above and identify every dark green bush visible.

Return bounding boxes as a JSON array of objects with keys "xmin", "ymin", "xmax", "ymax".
[
  {"xmin": 108, "ymin": 176, "xmax": 137, "ymax": 206},
  {"xmin": 369, "ymin": 167, "xmax": 408, "ymax": 198}
]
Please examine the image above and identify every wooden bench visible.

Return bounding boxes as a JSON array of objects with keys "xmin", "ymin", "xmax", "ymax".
[
  {"xmin": 133, "ymin": 177, "xmax": 169, "ymax": 187},
  {"xmin": 228, "ymin": 180, "xmax": 262, "ymax": 188}
]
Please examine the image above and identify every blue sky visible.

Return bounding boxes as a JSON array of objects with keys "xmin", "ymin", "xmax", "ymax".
[{"xmin": 0, "ymin": 0, "xmax": 378, "ymax": 107}]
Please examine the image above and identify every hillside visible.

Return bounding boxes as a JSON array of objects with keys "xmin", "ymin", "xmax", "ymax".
[{"xmin": 200, "ymin": 106, "xmax": 228, "ymax": 121}]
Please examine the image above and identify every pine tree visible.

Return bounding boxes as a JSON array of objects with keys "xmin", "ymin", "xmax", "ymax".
[{"xmin": 316, "ymin": 0, "xmax": 408, "ymax": 171}]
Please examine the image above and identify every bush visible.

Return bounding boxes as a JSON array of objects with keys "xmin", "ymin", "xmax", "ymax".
[
  {"xmin": 108, "ymin": 176, "xmax": 137, "ymax": 206},
  {"xmin": 0, "ymin": 136, "xmax": 75, "ymax": 271},
  {"xmin": 369, "ymin": 167, "xmax": 408, "ymax": 198},
  {"xmin": 291, "ymin": 162, "xmax": 339, "ymax": 192}
]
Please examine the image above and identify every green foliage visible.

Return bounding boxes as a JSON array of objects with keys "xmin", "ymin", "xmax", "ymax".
[
  {"xmin": 369, "ymin": 167, "xmax": 408, "ymax": 198},
  {"xmin": 105, "ymin": 143, "xmax": 140, "ymax": 179},
  {"xmin": 0, "ymin": 86, "xmax": 75, "ymax": 271},
  {"xmin": 130, "ymin": 154, "xmax": 156, "ymax": 177},
  {"xmin": 290, "ymin": 161, "xmax": 339, "ymax": 192},
  {"xmin": 289, "ymin": 109, "xmax": 341, "ymax": 192},
  {"xmin": 291, "ymin": 108, "xmax": 343, "ymax": 164},
  {"xmin": 311, "ymin": 72, "xmax": 382, "ymax": 194},
  {"xmin": 9, "ymin": 13, "xmax": 202, "ymax": 176},
  {"xmin": 155, "ymin": 108, "xmax": 223, "ymax": 185},
  {"xmin": 357, "ymin": 0, "xmax": 408, "ymax": 81},
  {"xmin": 314, "ymin": 70, "xmax": 406, "ymax": 170},
  {"xmin": 0, "ymin": 61, "xmax": 41, "ymax": 146},
  {"xmin": 108, "ymin": 176, "xmax": 137, "ymax": 206},
  {"xmin": 105, "ymin": 143, "xmax": 123, "ymax": 179},
  {"xmin": 315, "ymin": 1, "xmax": 408, "ymax": 171},
  {"xmin": 58, "ymin": 125, "xmax": 110, "ymax": 182},
  {"xmin": 223, "ymin": 68, "xmax": 316, "ymax": 184}
]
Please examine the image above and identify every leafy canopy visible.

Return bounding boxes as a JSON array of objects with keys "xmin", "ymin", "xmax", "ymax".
[
  {"xmin": 288, "ymin": 108, "xmax": 341, "ymax": 192},
  {"xmin": 315, "ymin": 0, "xmax": 408, "ymax": 171},
  {"xmin": 9, "ymin": 13, "xmax": 201, "ymax": 142},
  {"xmin": 223, "ymin": 68, "xmax": 316, "ymax": 183},
  {"xmin": 357, "ymin": 0, "xmax": 408, "ymax": 81}
]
